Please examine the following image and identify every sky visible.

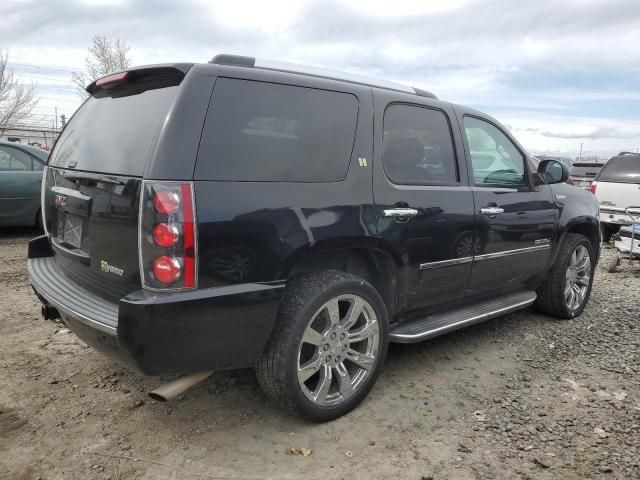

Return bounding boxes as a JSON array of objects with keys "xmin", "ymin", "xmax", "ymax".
[{"xmin": 1, "ymin": 0, "xmax": 639, "ymax": 158}]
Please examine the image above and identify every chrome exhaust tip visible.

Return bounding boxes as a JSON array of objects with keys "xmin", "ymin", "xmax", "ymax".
[{"xmin": 149, "ymin": 371, "xmax": 213, "ymax": 402}]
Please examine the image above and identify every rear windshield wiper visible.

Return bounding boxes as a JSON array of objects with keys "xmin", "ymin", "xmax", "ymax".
[{"xmin": 61, "ymin": 171, "xmax": 125, "ymax": 185}]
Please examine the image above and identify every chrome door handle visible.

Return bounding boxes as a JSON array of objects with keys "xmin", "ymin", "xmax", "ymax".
[
  {"xmin": 383, "ymin": 208, "xmax": 419, "ymax": 218},
  {"xmin": 480, "ymin": 207, "xmax": 504, "ymax": 216}
]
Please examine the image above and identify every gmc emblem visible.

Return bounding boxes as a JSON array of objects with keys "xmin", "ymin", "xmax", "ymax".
[{"xmin": 54, "ymin": 194, "xmax": 67, "ymax": 207}]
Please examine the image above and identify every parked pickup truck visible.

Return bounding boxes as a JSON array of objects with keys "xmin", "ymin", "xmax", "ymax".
[{"xmin": 28, "ymin": 55, "xmax": 600, "ymax": 421}]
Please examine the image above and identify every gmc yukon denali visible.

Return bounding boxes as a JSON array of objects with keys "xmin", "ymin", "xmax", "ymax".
[{"xmin": 28, "ymin": 55, "xmax": 600, "ymax": 421}]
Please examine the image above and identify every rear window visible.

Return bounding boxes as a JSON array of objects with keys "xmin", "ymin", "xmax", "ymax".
[
  {"xmin": 195, "ymin": 78, "xmax": 358, "ymax": 182},
  {"xmin": 599, "ymin": 155, "xmax": 640, "ymax": 183},
  {"xmin": 49, "ymin": 72, "xmax": 182, "ymax": 177}
]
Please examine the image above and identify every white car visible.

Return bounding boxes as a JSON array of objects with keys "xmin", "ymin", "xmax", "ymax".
[{"xmin": 592, "ymin": 152, "xmax": 640, "ymax": 240}]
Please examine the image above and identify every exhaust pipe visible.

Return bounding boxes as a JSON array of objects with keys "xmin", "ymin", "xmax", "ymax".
[{"xmin": 149, "ymin": 371, "xmax": 213, "ymax": 402}]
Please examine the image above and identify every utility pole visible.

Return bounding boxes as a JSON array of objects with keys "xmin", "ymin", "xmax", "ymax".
[
  {"xmin": 60, "ymin": 114, "xmax": 66, "ymax": 128},
  {"xmin": 55, "ymin": 107, "xmax": 58, "ymax": 131},
  {"xmin": 579, "ymin": 142, "xmax": 583, "ymax": 161}
]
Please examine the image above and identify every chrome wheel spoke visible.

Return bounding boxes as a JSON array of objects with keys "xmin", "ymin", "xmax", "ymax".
[
  {"xmin": 325, "ymin": 298, "xmax": 341, "ymax": 327},
  {"xmin": 576, "ymin": 275, "xmax": 591, "ymax": 286},
  {"xmin": 298, "ymin": 354, "xmax": 322, "ymax": 383},
  {"xmin": 301, "ymin": 327, "xmax": 324, "ymax": 346},
  {"xmin": 335, "ymin": 362, "xmax": 354, "ymax": 399},
  {"xmin": 341, "ymin": 298, "xmax": 363, "ymax": 330},
  {"xmin": 313, "ymin": 364, "xmax": 332, "ymax": 401},
  {"xmin": 348, "ymin": 320, "xmax": 378, "ymax": 344},
  {"xmin": 346, "ymin": 348, "xmax": 375, "ymax": 370}
]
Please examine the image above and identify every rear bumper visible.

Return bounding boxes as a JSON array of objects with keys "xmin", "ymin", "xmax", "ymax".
[
  {"xmin": 27, "ymin": 236, "xmax": 284, "ymax": 375},
  {"xmin": 599, "ymin": 207, "xmax": 636, "ymax": 225}
]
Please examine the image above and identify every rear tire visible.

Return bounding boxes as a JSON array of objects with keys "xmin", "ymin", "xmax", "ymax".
[
  {"xmin": 534, "ymin": 233, "xmax": 594, "ymax": 319},
  {"xmin": 256, "ymin": 270, "xmax": 389, "ymax": 422}
]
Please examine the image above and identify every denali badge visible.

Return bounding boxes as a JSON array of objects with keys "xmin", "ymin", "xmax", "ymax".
[
  {"xmin": 54, "ymin": 194, "xmax": 67, "ymax": 207},
  {"xmin": 100, "ymin": 260, "xmax": 124, "ymax": 276}
]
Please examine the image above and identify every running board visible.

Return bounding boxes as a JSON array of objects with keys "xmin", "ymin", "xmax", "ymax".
[{"xmin": 389, "ymin": 290, "xmax": 537, "ymax": 343}]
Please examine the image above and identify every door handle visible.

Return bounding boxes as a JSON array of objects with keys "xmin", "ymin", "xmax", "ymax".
[
  {"xmin": 479, "ymin": 207, "xmax": 504, "ymax": 216},
  {"xmin": 383, "ymin": 208, "xmax": 419, "ymax": 219}
]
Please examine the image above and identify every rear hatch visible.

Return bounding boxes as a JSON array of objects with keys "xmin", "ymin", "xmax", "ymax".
[
  {"xmin": 568, "ymin": 162, "xmax": 604, "ymax": 188},
  {"xmin": 595, "ymin": 154, "xmax": 640, "ymax": 217},
  {"xmin": 43, "ymin": 67, "xmax": 186, "ymax": 302}
]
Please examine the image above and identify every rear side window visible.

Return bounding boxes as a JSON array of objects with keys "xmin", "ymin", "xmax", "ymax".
[
  {"xmin": 599, "ymin": 156, "xmax": 640, "ymax": 183},
  {"xmin": 382, "ymin": 104, "xmax": 458, "ymax": 184},
  {"xmin": 196, "ymin": 78, "xmax": 358, "ymax": 182},
  {"xmin": 49, "ymin": 72, "xmax": 182, "ymax": 177},
  {"xmin": 0, "ymin": 146, "xmax": 35, "ymax": 171}
]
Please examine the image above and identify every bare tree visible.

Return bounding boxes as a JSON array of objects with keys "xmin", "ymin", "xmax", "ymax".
[
  {"xmin": 71, "ymin": 35, "xmax": 131, "ymax": 97},
  {"xmin": 0, "ymin": 50, "xmax": 39, "ymax": 134}
]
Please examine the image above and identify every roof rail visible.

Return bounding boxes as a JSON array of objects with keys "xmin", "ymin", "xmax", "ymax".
[
  {"xmin": 209, "ymin": 54, "xmax": 437, "ymax": 99},
  {"xmin": 618, "ymin": 151, "xmax": 639, "ymax": 156}
]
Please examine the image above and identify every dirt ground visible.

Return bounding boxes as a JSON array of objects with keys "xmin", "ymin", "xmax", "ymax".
[{"xmin": 1, "ymin": 229, "xmax": 639, "ymax": 480}]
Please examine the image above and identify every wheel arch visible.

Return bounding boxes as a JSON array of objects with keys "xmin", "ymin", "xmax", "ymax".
[
  {"xmin": 282, "ymin": 238, "xmax": 402, "ymax": 317},
  {"xmin": 552, "ymin": 218, "xmax": 600, "ymax": 266}
]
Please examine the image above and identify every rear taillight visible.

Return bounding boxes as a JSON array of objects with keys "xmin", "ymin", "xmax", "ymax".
[
  {"xmin": 139, "ymin": 182, "xmax": 198, "ymax": 290},
  {"xmin": 589, "ymin": 181, "xmax": 597, "ymax": 194}
]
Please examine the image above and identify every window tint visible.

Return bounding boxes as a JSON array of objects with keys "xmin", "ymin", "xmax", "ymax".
[
  {"xmin": 49, "ymin": 74, "xmax": 182, "ymax": 176},
  {"xmin": 599, "ymin": 155, "xmax": 640, "ymax": 183},
  {"xmin": 464, "ymin": 117, "xmax": 526, "ymax": 186},
  {"xmin": 382, "ymin": 104, "xmax": 457, "ymax": 184},
  {"xmin": 196, "ymin": 78, "xmax": 358, "ymax": 182},
  {"xmin": 0, "ymin": 146, "xmax": 34, "ymax": 171}
]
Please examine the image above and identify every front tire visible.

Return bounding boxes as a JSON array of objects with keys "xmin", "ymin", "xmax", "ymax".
[
  {"xmin": 534, "ymin": 233, "xmax": 595, "ymax": 319},
  {"xmin": 256, "ymin": 270, "xmax": 389, "ymax": 422}
]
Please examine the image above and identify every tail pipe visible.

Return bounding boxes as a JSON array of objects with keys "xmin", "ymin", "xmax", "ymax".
[{"xmin": 149, "ymin": 371, "xmax": 213, "ymax": 402}]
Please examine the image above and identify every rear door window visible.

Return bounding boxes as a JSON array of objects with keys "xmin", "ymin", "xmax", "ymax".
[
  {"xmin": 382, "ymin": 104, "xmax": 458, "ymax": 185},
  {"xmin": 599, "ymin": 156, "xmax": 640, "ymax": 183},
  {"xmin": 195, "ymin": 78, "xmax": 358, "ymax": 182}
]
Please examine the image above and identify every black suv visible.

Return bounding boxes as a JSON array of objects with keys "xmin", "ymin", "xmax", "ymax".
[{"xmin": 28, "ymin": 55, "xmax": 600, "ymax": 421}]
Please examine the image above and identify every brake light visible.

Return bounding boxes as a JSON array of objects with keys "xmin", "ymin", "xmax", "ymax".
[
  {"xmin": 96, "ymin": 71, "xmax": 129, "ymax": 88},
  {"xmin": 139, "ymin": 182, "xmax": 198, "ymax": 290},
  {"xmin": 589, "ymin": 181, "xmax": 597, "ymax": 194},
  {"xmin": 153, "ymin": 190, "xmax": 180, "ymax": 214},
  {"xmin": 152, "ymin": 223, "xmax": 179, "ymax": 247},
  {"xmin": 153, "ymin": 255, "xmax": 181, "ymax": 284}
]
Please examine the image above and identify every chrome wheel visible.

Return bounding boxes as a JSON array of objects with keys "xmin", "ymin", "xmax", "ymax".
[
  {"xmin": 564, "ymin": 245, "xmax": 591, "ymax": 310},
  {"xmin": 297, "ymin": 294, "xmax": 380, "ymax": 407}
]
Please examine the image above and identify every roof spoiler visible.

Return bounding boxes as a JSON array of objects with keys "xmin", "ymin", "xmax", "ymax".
[{"xmin": 86, "ymin": 64, "xmax": 193, "ymax": 94}]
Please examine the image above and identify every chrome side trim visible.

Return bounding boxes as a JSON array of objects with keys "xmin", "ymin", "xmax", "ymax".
[
  {"xmin": 30, "ymin": 277, "xmax": 117, "ymax": 335},
  {"xmin": 419, "ymin": 245, "xmax": 550, "ymax": 270},
  {"xmin": 419, "ymin": 256, "xmax": 473, "ymax": 270},
  {"xmin": 474, "ymin": 244, "xmax": 550, "ymax": 262},
  {"xmin": 390, "ymin": 295, "xmax": 536, "ymax": 342}
]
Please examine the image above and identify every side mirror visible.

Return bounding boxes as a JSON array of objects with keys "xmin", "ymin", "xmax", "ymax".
[{"xmin": 538, "ymin": 159, "xmax": 569, "ymax": 184}]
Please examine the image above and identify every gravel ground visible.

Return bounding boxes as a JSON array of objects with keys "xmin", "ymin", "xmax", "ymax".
[{"xmin": 0, "ymin": 229, "xmax": 638, "ymax": 480}]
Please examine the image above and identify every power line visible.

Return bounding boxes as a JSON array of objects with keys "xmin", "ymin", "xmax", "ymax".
[{"xmin": 7, "ymin": 61, "xmax": 79, "ymax": 73}]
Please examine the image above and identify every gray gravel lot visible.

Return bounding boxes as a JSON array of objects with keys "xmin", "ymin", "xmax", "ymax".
[{"xmin": 1, "ymin": 229, "xmax": 639, "ymax": 480}]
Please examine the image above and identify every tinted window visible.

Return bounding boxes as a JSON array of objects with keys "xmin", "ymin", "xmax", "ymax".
[
  {"xmin": 599, "ymin": 155, "xmax": 640, "ymax": 183},
  {"xmin": 196, "ymin": 78, "xmax": 358, "ymax": 182},
  {"xmin": 49, "ymin": 74, "xmax": 182, "ymax": 176},
  {"xmin": 382, "ymin": 104, "xmax": 457, "ymax": 184},
  {"xmin": 464, "ymin": 117, "xmax": 526, "ymax": 186},
  {"xmin": 0, "ymin": 146, "xmax": 34, "ymax": 171}
]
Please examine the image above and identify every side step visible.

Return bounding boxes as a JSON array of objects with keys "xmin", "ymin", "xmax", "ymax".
[{"xmin": 389, "ymin": 290, "xmax": 536, "ymax": 343}]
